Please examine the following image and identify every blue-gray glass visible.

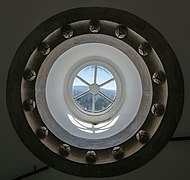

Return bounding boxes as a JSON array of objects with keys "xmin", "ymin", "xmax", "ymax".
[
  {"xmin": 100, "ymin": 80, "xmax": 117, "ymax": 100},
  {"xmin": 77, "ymin": 65, "xmax": 95, "ymax": 84},
  {"xmin": 96, "ymin": 66, "xmax": 113, "ymax": 85},
  {"xmin": 76, "ymin": 93, "xmax": 93, "ymax": 111},
  {"xmin": 72, "ymin": 77, "xmax": 89, "ymax": 97},
  {"xmin": 95, "ymin": 94, "xmax": 112, "ymax": 112}
]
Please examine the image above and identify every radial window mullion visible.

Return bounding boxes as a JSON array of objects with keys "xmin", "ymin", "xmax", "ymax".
[
  {"xmin": 99, "ymin": 78, "xmax": 114, "ymax": 87},
  {"xmin": 99, "ymin": 91, "xmax": 114, "ymax": 103},
  {"xmin": 94, "ymin": 65, "xmax": 97, "ymax": 84},
  {"xmin": 92, "ymin": 94, "xmax": 96, "ymax": 112},
  {"xmin": 74, "ymin": 90, "xmax": 90, "ymax": 100},
  {"xmin": 76, "ymin": 75, "xmax": 91, "ymax": 86}
]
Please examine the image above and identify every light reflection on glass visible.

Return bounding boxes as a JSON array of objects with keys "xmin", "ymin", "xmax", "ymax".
[
  {"xmin": 68, "ymin": 114, "xmax": 119, "ymax": 134},
  {"xmin": 99, "ymin": 116, "xmax": 119, "ymax": 129},
  {"xmin": 95, "ymin": 129, "xmax": 109, "ymax": 134},
  {"xmin": 79, "ymin": 128, "xmax": 93, "ymax": 133},
  {"xmin": 68, "ymin": 114, "xmax": 88, "ymax": 129}
]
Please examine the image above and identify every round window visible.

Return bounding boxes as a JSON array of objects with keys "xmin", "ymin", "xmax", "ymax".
[{"xmin": 72, "ymin": 65, "xmax": 117, "ymax": 114}]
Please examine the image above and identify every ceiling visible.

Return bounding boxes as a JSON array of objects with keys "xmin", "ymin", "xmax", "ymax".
[{"xmin": 0, "ymin": 0, "xmax": 190, "ymax": 179}]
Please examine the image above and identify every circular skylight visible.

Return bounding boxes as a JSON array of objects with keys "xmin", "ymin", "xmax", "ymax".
[
  {"xmin": 43, "ymin": 41, "xmax": 144, "ymax": 136},
  {"xmin": 7, "ymin": 7, "xmax": 184, "ymax": 177},
  {"xmin": 72, "ymin": 65, "xmax": 117, "ymax": 113}
]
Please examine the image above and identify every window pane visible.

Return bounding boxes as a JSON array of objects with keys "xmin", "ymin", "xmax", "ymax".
[
  {"xmin": 76, "ymin": 93, "xmax": 93, "ymax": 111},
  {"xmin": 72, "ymin": 77, "xmax": 89, "ymax": 97},
  {"xmin": 95, "ymin": 93, "xmax": 112, "ymax": 112},
  {"xmin": 77, "ymin": 65, "xmax": 95, "ymax": 84},
  {"xmin": 100, "ymin": 80, "xmax": 117, "ymax": 100},
  {"xmin": 96, "ymin": 66, "xmax": 113, "ymax": 85}
]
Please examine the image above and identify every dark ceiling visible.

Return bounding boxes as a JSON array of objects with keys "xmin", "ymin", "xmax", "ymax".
[{"xmin": 0, "ymin": 0, "xmax": 190, "ymax": 179}]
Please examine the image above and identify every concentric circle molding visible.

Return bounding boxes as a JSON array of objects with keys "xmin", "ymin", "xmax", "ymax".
[{"xmin": 6, "ymin": 7, "xmax": 184, "ymax": 177}]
